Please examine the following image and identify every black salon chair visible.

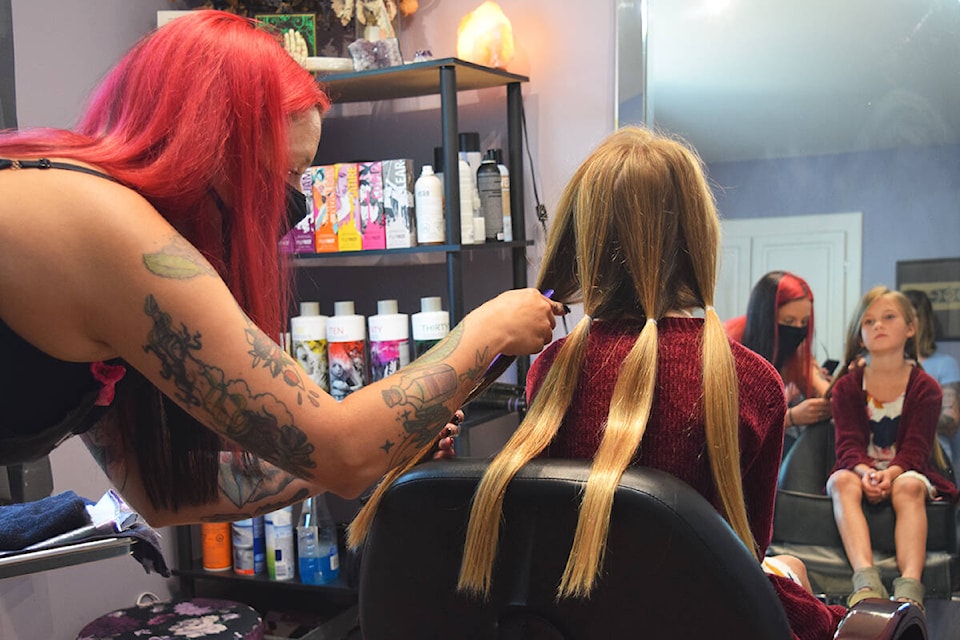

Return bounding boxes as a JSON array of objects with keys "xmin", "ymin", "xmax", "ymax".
[
  {"xmin": 770, "ymin": 420, "xmax": 959, "ymax": 599},
  {"xmin": 357, "ymin": 459, "xmax": 926, "ymax": 639}
]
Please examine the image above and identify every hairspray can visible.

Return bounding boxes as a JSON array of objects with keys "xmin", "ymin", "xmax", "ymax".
[
  {"xmin": 201, "ymin": 522, "xmax": 232, "ymax": 572},
  {"xmin": 291, "ymin": 301, "xmax": 329, "ymax": 392},
  {"xmin": 477, "ymin": 150, "xmax": 503, "ymax": 241},
  {"xmin": 491, "ymin": 148, "xmax": 512, "ymax": 242},
  {"xmin": 327, "ymin": 301, "xmax": 367, "ymax": 402},
  {"xmin": 232, "ymin": 516, "xmax": 266, "ymax": 576},
  {"xmin": 264, "ymin": 506, "xmax": 295, "ymax": 581},
  {"xmin": 411, "ymin": 297, "xmax": 450, "ymax": 358},
  {"xmin": 368, "ymin": 299, "xmax": 410, "ymax": 382}
]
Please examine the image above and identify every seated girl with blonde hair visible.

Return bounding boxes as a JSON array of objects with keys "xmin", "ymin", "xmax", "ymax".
[{"xmin": 349, "ymin": 127, "xmax": 846, "ymax": 640}]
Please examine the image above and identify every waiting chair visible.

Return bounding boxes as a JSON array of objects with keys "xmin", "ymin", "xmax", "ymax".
[
  {"xmin": 357, "ymin": 459, "xmax": 926, "ymax": 639},
  {"xmin": 770, "ymin": 420, "xmax": 958, "ymax": 599}
]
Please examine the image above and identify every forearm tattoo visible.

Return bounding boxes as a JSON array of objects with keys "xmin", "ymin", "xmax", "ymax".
[
  {"xmin": 377, "ymin": 322, "xmax": 489, "ymax": 463},
  {"xmin": 198, "ymin": 456, "xmax": 310, "ymax": 522},
  {"xmin": 141, "ymin": 294, "xmax": 317, "ymax": 479}
]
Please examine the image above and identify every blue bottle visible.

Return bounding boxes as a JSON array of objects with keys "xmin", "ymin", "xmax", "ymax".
[{"xmin": 297, "ymin": 494, "xmax": 340, "ymax": 585}]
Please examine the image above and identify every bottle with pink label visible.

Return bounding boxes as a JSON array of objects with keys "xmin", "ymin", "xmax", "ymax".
[{"xmin": 368, "ymin": 299, "xmax": 410, "ymax": 382}]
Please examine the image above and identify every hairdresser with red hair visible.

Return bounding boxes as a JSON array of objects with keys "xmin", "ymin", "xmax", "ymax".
[
  {"xmin": 0, "ymin": 11, "xmax": 561, "ymax": 527},
  {"xmin": 726, "ymin": 271, "xmax": 833, "ymax": 445}
]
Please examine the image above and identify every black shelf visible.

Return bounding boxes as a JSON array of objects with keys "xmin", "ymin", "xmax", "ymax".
[
  {"xmin": 290, "ymin": 240, "xmax": 533, "ymax": 267},
  {"xmin": 317, "ymin": 57, "xmax": 529, "ymax": 103},
  {"xmin": 173, "ymin": 566, "xmax": 358, "ymax": 599}
]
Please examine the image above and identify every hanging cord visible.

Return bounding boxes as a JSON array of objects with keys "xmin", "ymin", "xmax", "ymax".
[
  {"xmin": 521, "ymin": 99, "xmax": 548, "ymax": 235},
  {"xmin": 521, "ymin": 99, "xmax": 568, "ymax": 335}
]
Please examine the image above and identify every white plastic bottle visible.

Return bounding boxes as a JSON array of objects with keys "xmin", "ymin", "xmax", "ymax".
[
  {"xmin": 327, "ymin": 301, "xmax": 366, "ymax": 402},
  {"xmin": 264, "ymin": 506, "xmax": 295, "ymax": 581},
  {"xmin": 297, "ymin": 494, "xmax": 340, "ymax": 585},
  {"xmin": 411, "ymin": 296, "xmax": 450, "ymax": 358},
  {"xmin": 458, "ymin": 157, "xmax": 476, "ymax": 245},
  {"xmin": 491, "ymin": 148, "xmax": 513, "ymax": 242},
  {"xmin": 368, "ymin": 299, "xmax": 410, "ymax": 382},
  {"xmin": 290, "ymin": 301, "xmax": 329, "ymax": 392},
  {"xmin": 414, "ymin": 165, "xmax": 444, "ymax": 244},
  {"xmin": 477, "ymin": 150, "xmax": 504, "ymax": 241}
]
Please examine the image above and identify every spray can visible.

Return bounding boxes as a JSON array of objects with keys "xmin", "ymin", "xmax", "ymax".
[
  {"xmin": 201, "ymin": 522, "xmax": 232, "ymax": 572},
  {"xmin": 491, "ymin": 148, "xmax": 512, "ymax": 242},
  {"xmin": 290, "ymin": 301, "xmax": 329, "ymax": 392},
  {"xmin": 232, "ymin": 516, "xmax": 266, "ymax": 576},
  {"xmin": 411, "ymin": 297, "xmax": 450, "ymax": 358},
  {"xmin": 414, "ymin": 165, "xmax": 444, "ymax": 244},
  {"xmin": 264, "ymin": 506, "xmax": 295, "ymax": 581},
  {"xmin": 477, "ymin": 150, "xmax": 504, "ymax": 241},
  {"xmin": 368, "ymin": 299, "xmax": 411, "ymax": 382},
  {"xmin": 327, "ymin": 301, "xmax": 367, "ymax": 402}
]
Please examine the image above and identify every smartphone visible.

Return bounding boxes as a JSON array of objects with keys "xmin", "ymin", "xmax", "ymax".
[{"xmin": 821, "ymin": 359, "xmax": 840, "ymax": 377}]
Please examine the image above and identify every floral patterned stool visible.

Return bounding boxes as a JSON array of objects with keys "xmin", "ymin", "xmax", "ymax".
[{"xmin": 77, "ymin": 597, "xmax": 264, "ymax": 639}]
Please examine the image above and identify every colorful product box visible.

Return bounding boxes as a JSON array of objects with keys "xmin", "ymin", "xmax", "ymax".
[
  {"xmin": 310, "ymin": 165, "xmax": 338, "ymax": 253},
  {"xmin": 381, "ymin": 158, "xmax": 418, "ymax": 249},
  {"xmin": 333, "ymin": 162, "xmax": 362, "ymax": 252},
  {"xmin": 280, "ymin": 170, "xmax": 317, "ymax": 254},
  {"xmin": 358, "ymin": 161, "xmax": 386, "ymax": 251}
]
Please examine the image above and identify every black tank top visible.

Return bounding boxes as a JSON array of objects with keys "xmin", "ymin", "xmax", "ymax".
[{"xmin": 0, "ymin": 158, "xmax": 122, "ymax": 464}]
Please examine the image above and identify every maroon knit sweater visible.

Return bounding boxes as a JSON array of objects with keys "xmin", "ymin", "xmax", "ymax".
[
  {"xmin": 830, "ymin": 365, "xmax": 958, "ymax": 502},
  {"xmin": 526, "ymin": 317, "xmax": 847, "ymax": 640}
]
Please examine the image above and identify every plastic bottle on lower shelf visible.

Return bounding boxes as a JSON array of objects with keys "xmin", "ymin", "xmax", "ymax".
[{"xmin": 297, "ymin": 494, "xmax": 340, "ymax": 585}]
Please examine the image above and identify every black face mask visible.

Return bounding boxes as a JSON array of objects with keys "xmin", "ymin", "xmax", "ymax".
[
  {"xmin": 775, "ymin": 323, "xmax": 808, "ymax": 369},
  {"xmin": 285, "ymin": 183, "xmax": 309, "ymax": 229}
]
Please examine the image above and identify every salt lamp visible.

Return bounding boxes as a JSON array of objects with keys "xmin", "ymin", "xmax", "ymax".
[{"xmin": 456, "ymin": 2, "xmax": 514, "ymax": 69}]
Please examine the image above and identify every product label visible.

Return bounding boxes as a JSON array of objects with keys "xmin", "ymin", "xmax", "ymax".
[
  {"xmin": 369, "ymin": 338, "xmax": 410, "ymax": 381},
  {"xmin": 359, "ymin": 161, "xmax": 386, "ymax": 250},
  {"xmin": 328, "ymin": 340, "xmax": 366, "ymax": 401},
  {"xmin": 334, "ymin": 162, "xmax": 363, "ymax": 252},
  {"xmin": 311, "ymin": 165, "xmax": 338, "ymax": 253},
  {"xmin": 292, "ymin": 337, "xmax": 328, "ymax": 392}
]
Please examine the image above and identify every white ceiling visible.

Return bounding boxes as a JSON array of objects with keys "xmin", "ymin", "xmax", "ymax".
[{"xmin": 620, "ymin": 0, "xmax": 960, "ymax": 162}]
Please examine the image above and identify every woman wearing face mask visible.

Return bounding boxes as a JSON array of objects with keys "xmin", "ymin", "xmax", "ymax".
[{"xmin": 726, "ymin": 271, "xmax": 832, "ymax": 445}]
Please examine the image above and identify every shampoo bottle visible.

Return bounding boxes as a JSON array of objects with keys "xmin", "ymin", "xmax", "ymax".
[
  {"xmin": 411, "ymin": 296, "xmax": 450, "ymax": 358},
  {"xmin": 264, "ymin": 506, "xmax": 295, "ymax": 581},
  {"xmin": 414, "ymin": 165, "xmax": 444, "ymax": 244},
  {"xmin": 458, "ymin": 157, "xmax": 476, "ymax": 244},
  {"xmin": 327, "ymin": 301, "xmax": 366, "ymax": 402},
  {"xmin": 368, "ymin": 299, "xmax": 410, "ymax": 381},
  {"xmin": 290, "ymin": 302, "xmax": 329, "ymax": 392}
]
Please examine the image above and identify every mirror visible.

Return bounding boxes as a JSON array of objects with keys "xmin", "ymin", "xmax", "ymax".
[
  {"xmin": 616, "ymin": 0, "xmax": 960, "ymax": 364},
  {"xmin": 617, "ymin": 0, "xmax": 960, "ymax": 162}
]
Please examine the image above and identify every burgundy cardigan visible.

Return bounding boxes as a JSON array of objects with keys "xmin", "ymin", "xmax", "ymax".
[
  {"xmin": 527, "ymin": 317, "xmax": 847, "ymax": 640},
  {"xmin": 830, "ymin": 365, "xmax": 958, "ymax": 502}
]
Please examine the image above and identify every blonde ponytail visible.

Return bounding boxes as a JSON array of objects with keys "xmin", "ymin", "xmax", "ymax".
[
  {"xmin": 458, "ymin": 315, "xmax": 593, "ymax": 596},
  {"xmin": 558, "ymin": 318, "xmax": 659, "ymax": 597}
]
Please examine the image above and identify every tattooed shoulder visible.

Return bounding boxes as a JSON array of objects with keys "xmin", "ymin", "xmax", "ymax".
[{"xmin": 143, "ymin": 236, "xmax": 217, "ymax": 280}]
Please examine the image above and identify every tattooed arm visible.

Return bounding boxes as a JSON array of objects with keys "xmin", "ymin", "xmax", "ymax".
[{"xmin": 2, "ymin": 174, "xmax": 559, "ymax": 523}]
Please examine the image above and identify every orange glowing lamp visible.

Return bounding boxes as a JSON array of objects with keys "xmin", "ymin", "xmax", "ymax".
[{"xmin": 456, "ymin": 2, "xmax": 515, "ymax": 69}]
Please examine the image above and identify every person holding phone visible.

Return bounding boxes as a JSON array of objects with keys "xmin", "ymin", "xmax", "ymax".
[{"xmin": 725, "ymin": 271, "xmax": 833, "ymax": 450}]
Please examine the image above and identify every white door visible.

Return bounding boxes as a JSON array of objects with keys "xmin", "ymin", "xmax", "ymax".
[{"xmin": 717, "ymin": 212, "xmax": 862, "ymax": 364}]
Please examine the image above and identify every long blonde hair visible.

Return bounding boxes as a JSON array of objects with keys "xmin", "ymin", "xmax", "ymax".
[{"xmin": 458, "ymin": 127, "xmax": 754, "ymax": 599}]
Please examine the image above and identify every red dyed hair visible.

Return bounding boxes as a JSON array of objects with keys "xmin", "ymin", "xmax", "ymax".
[
  {"xmin": 0, "ymin": 10, "xmax": 330, "ymax": 337},
  {"xmin": 727, "ymin": 271, "xmax": 816, "ymax": 397},
  {"xmin": 775, "ymin": 273, "xmax": 816, "ymax": 396},
  {"xmin": 0, "ymin": 11, "xmax": 330, "ymax": 508}
]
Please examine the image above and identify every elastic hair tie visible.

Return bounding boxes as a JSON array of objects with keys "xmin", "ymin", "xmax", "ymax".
[
  {"xmin": 646, "ymin": 317, "xmax": 657, "ymax": 326},
  {"xmin": 705, "ymin": 305, "xmax": 715, "ymax": 313}
]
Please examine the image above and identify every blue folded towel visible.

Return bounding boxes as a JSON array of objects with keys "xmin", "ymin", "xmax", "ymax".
[
  {"xmin": 0, "ymin": 491, "xmax": 89, "ymax": 550},
  {"xmin": 0, "ymin": 491, "xmax": 170, "ymax": 577}
]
